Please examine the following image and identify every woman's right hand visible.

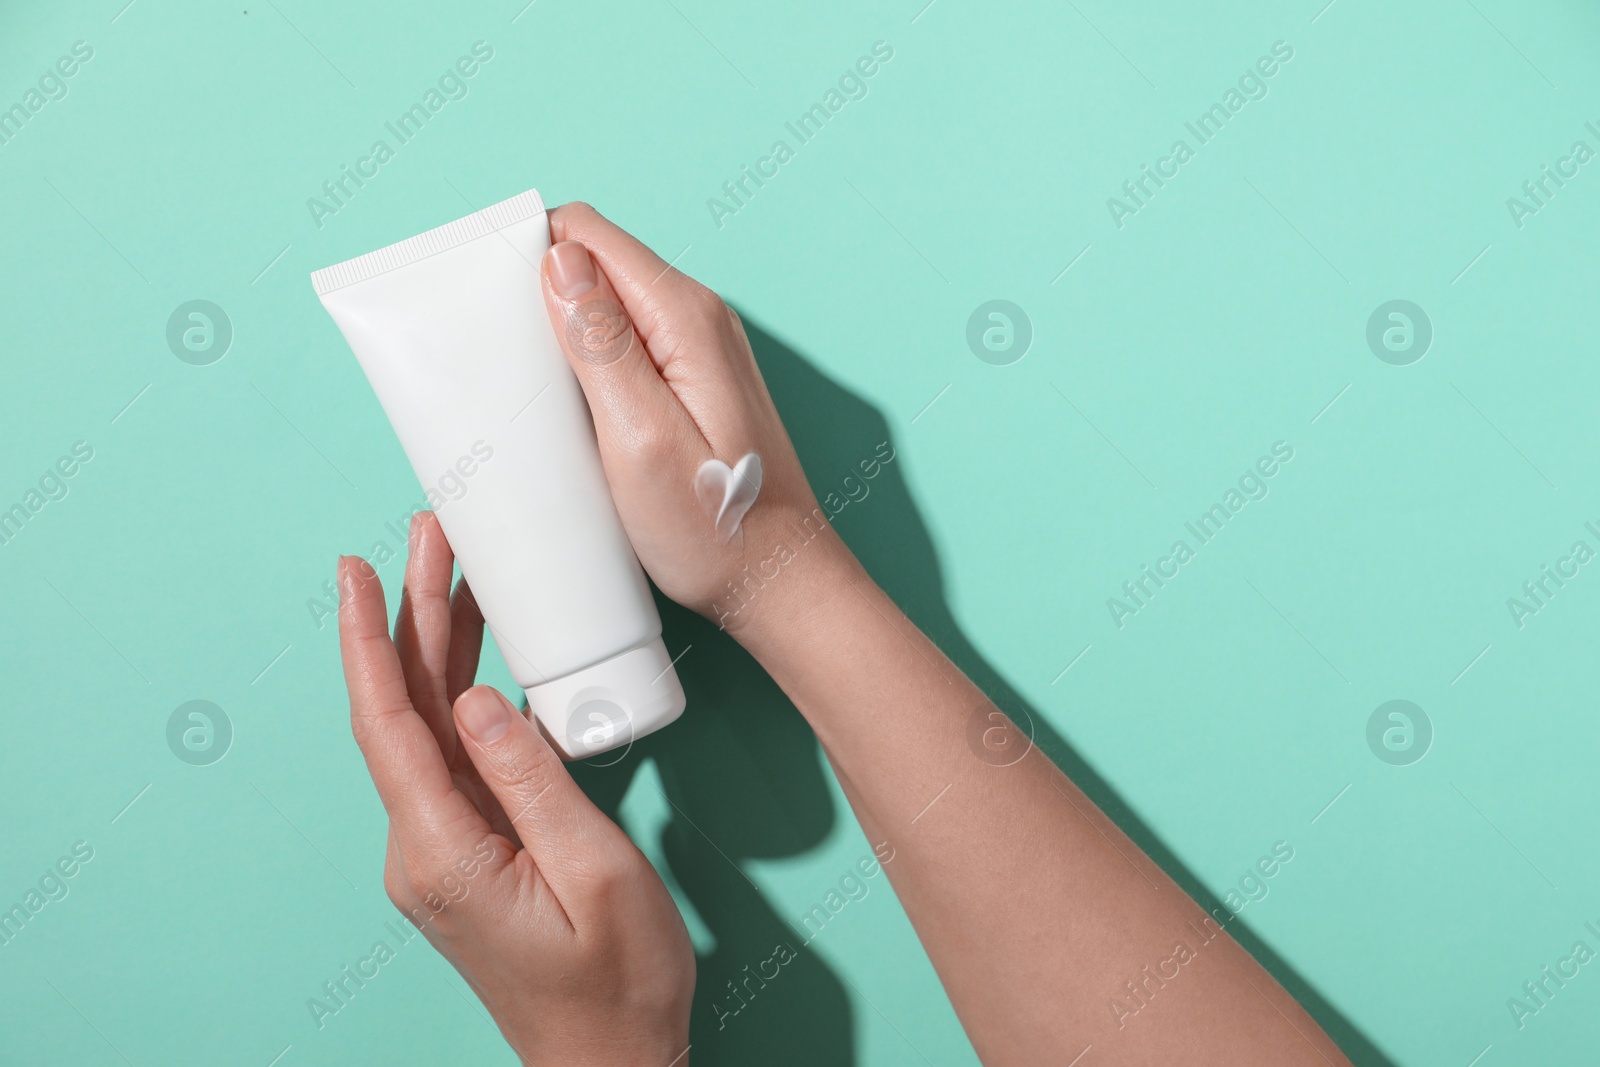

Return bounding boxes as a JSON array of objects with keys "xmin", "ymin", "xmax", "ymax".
[{"xmin": 538, "ymin": 203, "xmax": 860, "ymax": 634}]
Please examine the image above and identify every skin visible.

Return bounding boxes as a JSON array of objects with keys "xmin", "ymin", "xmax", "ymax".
[
  {"xmin": 336, "ymin": 531, "xmax": 693, "ymax": 1066},
  {"xmin": 337, "ymin": 201, "xmax": 1352, "ymax": 1065}
]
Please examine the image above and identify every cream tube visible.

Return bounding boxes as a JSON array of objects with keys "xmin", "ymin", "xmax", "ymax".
[{"xmin": 311, "ymin": 189, "xmax": 684, "ymax": 759}]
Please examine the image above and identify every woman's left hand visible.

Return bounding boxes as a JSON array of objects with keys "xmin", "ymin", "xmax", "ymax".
[{"xmin": 336, "ymin": 511, "xmax": 695, "ymax": 1066}]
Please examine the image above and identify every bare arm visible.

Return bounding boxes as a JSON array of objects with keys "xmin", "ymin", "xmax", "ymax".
[
  {"xmin": 733, "ymin": 547, "xmax": 1346, "ymax": 1064},
  {"xmin": 539, "ymin": 201, "xmax": 1349, "ymax": 1065}
]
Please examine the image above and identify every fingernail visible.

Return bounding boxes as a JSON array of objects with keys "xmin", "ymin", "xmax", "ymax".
[
  {"xmin": 546, "ymin": 241, "xmax": 597, "ymax": 299},
  {"xmin": 457, "ymin": 687, "xmax": 513, "ymax": 744}
]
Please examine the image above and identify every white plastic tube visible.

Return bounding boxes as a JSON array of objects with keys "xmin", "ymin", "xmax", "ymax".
[{"xmin": 311, "ymin": 189, "xmax": 684, "ymax": 758}]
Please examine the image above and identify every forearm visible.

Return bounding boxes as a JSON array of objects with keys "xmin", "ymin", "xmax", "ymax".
[
  {"xmin": 731, "ymin": 535, "xmax": 1347, "ymax": 1065},
  {"xmin": 525, "ymin": 203, "xmax": 1341, "ymax": 1062}
]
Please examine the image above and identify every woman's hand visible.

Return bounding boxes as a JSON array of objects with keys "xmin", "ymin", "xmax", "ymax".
[
  {"xmin": 539, "ymin": 203, "xmax": 859, "ymax": 633},
  {"xmin": 336, "ymin": 512, "xmax": 694, "ymax": 1066}
]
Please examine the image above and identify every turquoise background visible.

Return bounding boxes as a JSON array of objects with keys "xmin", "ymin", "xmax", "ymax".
[{"xmin": 1, "ymin": 0, "xmax": 1596, "ymax": 1063}]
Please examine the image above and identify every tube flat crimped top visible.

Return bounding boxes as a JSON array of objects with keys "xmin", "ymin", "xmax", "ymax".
[{"xmin": 309, "ymin": 188, "xmax": 547, "ymax": 296}]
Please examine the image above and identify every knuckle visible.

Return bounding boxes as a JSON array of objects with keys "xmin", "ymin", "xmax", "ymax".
[
  {"xmin": 687, "ymin": 282, "xmax": 727, "ymax": 323},
  {"xmin": 402, "ymin": 862, "xmax": 435, "ymax": 899},
  {"xmin": 579, "ymin": 839, "xmax": 637, "ymax": 896},
  {"xmin": 383, "ymin": 867, "xmax": 410, "ymax": 907},
  {"xmin": 348, "ymin": 701, "xmax": 404, "ymax": 751},
  {"xmin": 628, "ymin": 424, "xmax": 680, "ymax": 467},
  {"xmin": 491, "ymin": 741, "xmax": 557, "ymax": 797},
  {"xmin": 550, "ymin": 200, "xmax": 598, "ymax": 236},
  {"xmin": 348, "ymin": 712, "xmax": 383, "ymax": 756},
  {"xmin": 349, "ymin": 712, "xmax": 371, "ymax": 748},
  {"xmin": 718, "ymin": 303, "xmax": 753, "ymax": 355}
]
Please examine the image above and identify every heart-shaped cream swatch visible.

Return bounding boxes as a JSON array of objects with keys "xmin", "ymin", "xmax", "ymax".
[{"xmin": 694, "ymin": 452, "xmax": 763, "ymax": 545}]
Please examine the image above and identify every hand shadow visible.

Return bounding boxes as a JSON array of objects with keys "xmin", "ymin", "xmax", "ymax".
[
  {"xmin": 571, "ymin": 597, "xmax": 850, "ymax": 1065},
  {"xmin": 570, "ymin": 317, "xmax": 1393, "ymax": 1067}
]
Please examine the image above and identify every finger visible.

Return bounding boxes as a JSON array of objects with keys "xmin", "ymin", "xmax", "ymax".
[
  {"xmin": 337, "ymin": 556, "xmax": 486, "ymax": 847},
  {"xmin": 441, "ymin": 578, "xmax": 517, "ymax": 842},
  {"xmin": 445, "ymin": 575, "xmax": 485, "ymax": 708},
  {"xmin": 547, "ymin": 204, "xmax": 771, "ymax": 457},
  {"xmin": 452, "ymin": 685, "xmax": 628, "ymax": 891},
  {"xmin": 548, "ymin": 201, "xmax": 710, "ymax": 352},
  {"xmin": 394, "ymin": 512, "xmax": 458, "ymax": 760},
  {"xmin": 541, "ymin": 239, "xmax": 705, "ymax": 460}
]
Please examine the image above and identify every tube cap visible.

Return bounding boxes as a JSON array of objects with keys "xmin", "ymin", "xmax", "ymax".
[{"xmin": 523, "ymin": 637, "xmax": 685, "ymax": 759}]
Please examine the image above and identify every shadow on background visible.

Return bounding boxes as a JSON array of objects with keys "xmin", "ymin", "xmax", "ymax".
[{"xmin": 571, "ymin": 318, "xmax": 1392, "ymax": 1067}]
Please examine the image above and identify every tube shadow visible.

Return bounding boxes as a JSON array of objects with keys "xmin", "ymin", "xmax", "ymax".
[{"xmin": 570, "ymin": 318, "xmax": 1392, "ymax": 1067}]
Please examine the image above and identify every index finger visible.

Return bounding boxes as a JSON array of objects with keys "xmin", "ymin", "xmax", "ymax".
[{"xmin": 548, "ymin": 201, "xmax": 717, "ymax": 350}]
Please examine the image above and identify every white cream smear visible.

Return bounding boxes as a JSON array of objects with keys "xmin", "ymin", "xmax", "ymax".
[{"xmin": 695, "ymin": 452, "xmax": 763, "ymax": 544}]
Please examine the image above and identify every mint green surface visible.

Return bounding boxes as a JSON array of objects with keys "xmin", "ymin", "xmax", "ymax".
[{"xmin": 2, "ymin": 0, "xmax": 1596, "ymax": 1063}]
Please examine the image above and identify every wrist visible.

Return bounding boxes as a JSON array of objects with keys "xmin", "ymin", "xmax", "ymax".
[
  {"xmin": 713, "ymin": 503, "xmax": 868, "ymax": 654},
  {"xmin": 500, "ymin": 1019, "xmax": 689, "ymax": 1067}
]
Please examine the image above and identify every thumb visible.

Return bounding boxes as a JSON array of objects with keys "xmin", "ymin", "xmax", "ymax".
[
  {"xmin": 452, "ymin": 685, "xmax": 624, "ymax": 890},
  {"xmin": 540, "ymin": 239, "xmax": 699, "ymax": 460}
]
